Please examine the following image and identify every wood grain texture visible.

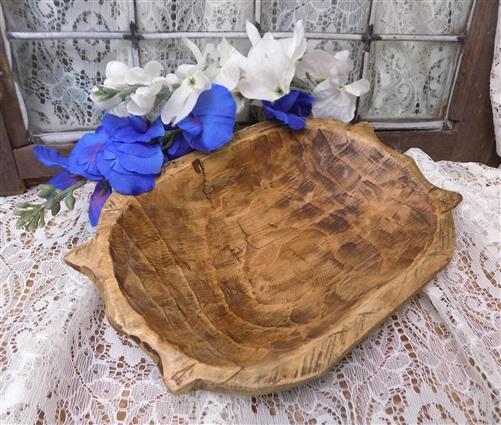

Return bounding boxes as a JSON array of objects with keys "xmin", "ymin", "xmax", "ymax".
[{"xmin": 65, "ymin": 119, "xmax": 461, "ymax": 395}]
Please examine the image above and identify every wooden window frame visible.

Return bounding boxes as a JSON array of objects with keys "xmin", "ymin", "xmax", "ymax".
[{"xmin": 0, "ymin": 0, "xmax": 498, "ymax": 196}]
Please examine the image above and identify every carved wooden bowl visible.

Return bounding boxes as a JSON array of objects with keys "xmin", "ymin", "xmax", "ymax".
[{"xmin": 65, "ymin": 119, "xmax": 461, "ymax": 395}]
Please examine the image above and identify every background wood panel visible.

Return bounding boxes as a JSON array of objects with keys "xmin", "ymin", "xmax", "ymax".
[
  {"xmin": 0, "ymin": 113, "xmax": 25, "ymax": 195},
  {"xmin": 0, "ymin": 34, "xmax": 28, "ymax": 150}
]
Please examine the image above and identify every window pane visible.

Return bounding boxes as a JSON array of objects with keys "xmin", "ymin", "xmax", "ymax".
[
  {"xmin": 372, "ymin": 0, "xmax": 473, "ymax": 35},
  {"xmin": 2, "ymin": 0, "xmax": 130, "ymax": 32},
  {"xmin": 359, "ymin": 41, "xmax": 460, "ymax": 120},
  {"xmin": 136, "ymin": 0, "xmax": 254, "ymax": 32},
  {"xmin": 10, "ymin": 39, "xmax": 132, "ymax": 133},
  {"xmin": 260, "ymin": 0, "xmax": 370, "ymax": 33}
]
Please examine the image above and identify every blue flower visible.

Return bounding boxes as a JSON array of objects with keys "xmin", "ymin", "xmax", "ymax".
[
  {"xmin": 33, "ymin": 145, "xmax": 69, "ymax": 169},
  {"xmin": 262, "ymin": 90, "xmax": 314, "ymax": 130},
  {"xmin": 33, "ymin": 113, "xmax": 166, "ymax": 225},
  {"xmin": 89, "ymin": 181, "xmax": 112, "ymax": 226},
  {"xmin": 170, "ymin": 84, "xmax": 236, "ymax": 158},
  {"xmin": 166, "ymin": 135, "xmax": 194, "ymax": 161},
  {"xmin": 101, "ymin": 114, "xmax": 165, "ymax": 143},
  {"xmin": 96, "ymin": 140, "xmax": 164, "ymax": 195},
  {"xmin": 67, "ymin": 127, "xmax": 109, "ymax": 180},
  {"xmin": 48, "ymin": 170, "xmax": 84, "ymax": 190}
]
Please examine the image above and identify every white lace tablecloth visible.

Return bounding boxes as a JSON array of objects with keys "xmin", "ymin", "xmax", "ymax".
[{"xmin": 1, "ymin": 149, "xmax": 500, "ymax": 425}]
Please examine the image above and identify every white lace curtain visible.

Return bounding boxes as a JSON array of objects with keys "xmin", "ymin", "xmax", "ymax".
[{"xmin": 1, "ymin": 0, "xmax": 473, "ymax": 134}]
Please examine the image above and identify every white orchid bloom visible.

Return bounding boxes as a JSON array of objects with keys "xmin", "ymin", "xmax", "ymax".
[
  {"xmin": 238, "ymin": 25, "xmax": 295, "ymax": 102},
  {"xmin": 122, "ymin": 61, "xmax": 169, "ymax": 116},
  {"xmin": 125, "ymin": 78, "xmax": 167, "ymax": 116},
  {"xmin": 91, "ymin": 60, "xmax": 168, "ymax": 115},
  {"xmin": 296, "ymin": 49, "xmax": 370, "ymax": 122},
  {"xmin": 161, "ymin": 39, "xmax": 214, "ymax": 124},
  {"xmin": 296, "ymin": 49, "xmax": 352, "ymax": 83},
  {"xmin": 212, "ymin": 39, "xmax": 247, "ymax": 91},
  {"xmin": 279, "ymin": 20, "xmax": 306, "ymax": 63},
  {"xmin": 124, "ymin": 61, "xmax": 164, "ymax": 85},
  {"xmin": 312, "ymin": 78, "xmax": 370, "ymax": 122},
  {"xmin": 246, "ymin": 21, "xmax": 262, "ymax": 46},
  {"xmin": 246, "ymin": 20, "xmax": 306, "ymax": 63},
  {"xmin": 102, "ymin": 61, "xmax": 129, "ymax": 89},
  {"xmin": 90, "ymin": 61, "xmax": 129, "ymax": 108}
]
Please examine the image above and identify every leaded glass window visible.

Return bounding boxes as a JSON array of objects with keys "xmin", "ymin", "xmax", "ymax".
[{"xmin": 1, "ymin": 0, "xmax": 474, "ymax": 143}]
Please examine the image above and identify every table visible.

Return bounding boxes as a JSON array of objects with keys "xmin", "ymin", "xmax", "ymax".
[{"xmin": 1, "ymin": 149, "xmax": 499, "ymax": 424}]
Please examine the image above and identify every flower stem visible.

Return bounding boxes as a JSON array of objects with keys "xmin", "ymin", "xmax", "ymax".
[
  {"xmin": 44, "ymin": 179, "xmax": 87, "ymax": 210},
  {"xmin": 14, "ymin": 179, "xmax": 88, "ymax": 231}
]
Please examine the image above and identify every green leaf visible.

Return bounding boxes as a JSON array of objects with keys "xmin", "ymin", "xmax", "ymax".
[
  {"xmin": 37, "ymin": 214, "xmax": 46, "ymax": 228},
  {"xmin": 27, "ymin": 216, "xmax": 38, "ymax": 232},
  {"xmin": 16, "ymin": 217, "xmax": 28, "ymax": 229},
  {"xmin": 51, "ymin": 203, "xmax": 61, "ymax": 216},
  {"xmin": 15, "ymin": 201, "xmax": 31, "ymax": 209},
  {"xmin": 65, "ymin": 194, "xmax": 75, "ymax": 210},
  {"xmin": 38, "ymin": 184, "xmax": 55, "ymax": 198}
]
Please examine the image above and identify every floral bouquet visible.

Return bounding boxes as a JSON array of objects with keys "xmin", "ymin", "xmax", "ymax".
[{"xmin": 14, "ymin": 21, "xmax": 369, "ymax": 230}]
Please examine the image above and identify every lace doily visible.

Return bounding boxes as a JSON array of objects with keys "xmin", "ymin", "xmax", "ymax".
[{"xmin": 1, "ymin": 149, "xmax": 499, "ymax": 424}]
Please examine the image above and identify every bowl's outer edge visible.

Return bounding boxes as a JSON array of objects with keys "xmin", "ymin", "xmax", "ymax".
[{"xmin": 64, "ymin": 119, "xmax": 462, "ymax": 395}]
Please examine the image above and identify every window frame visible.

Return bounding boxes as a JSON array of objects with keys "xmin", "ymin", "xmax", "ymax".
[{"xmin": 0, "ymin": 0, "xmax": 498, "ymax": 195}]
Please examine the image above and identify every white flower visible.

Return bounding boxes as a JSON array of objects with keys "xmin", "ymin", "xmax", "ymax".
[
  {"xmin": 161, "ymin": 39, "xmax": 213, "ymax": 124},
  {"xmin": 89, "ymin": 61, "xmax": 130, "ymax": 108},
  {"xmin": 312, "ymin": 78, "xmax": 370, "ymax": 122},
  {"xmin": 124, "ymin": 60, "xmax": 164, "ymax": 85},
  {"xmin": 102, "ymin": 61, "xmax": 129, "ymax": 89},
  {"xmin": 124, "ymin": 61, "xmax": 168, "ymax": 116},
  {"xmin": 279, "ymin": 19, "xmax": 306, "ymax": 63},
  {"xmin": 246, "ymin": 20, "xmax": 306, "ymax": 63},
  {"xmin": 91, "ymin": 60, "xmax": 168, "ymax": 115},
  {"xmin": 125, "ymin": 79, "xmax": 166, "ymax": 116},
  {"xmin": 89, "ymin": 87, "xmax": 122, "ymax": 109},
  {"xmin": 297, "ymin": 49, "xmax": 370, "ymax": 122},
  {"xmin": 296, "ymin": 50, "xmax": 352, "ymax": 82},
  {"xmin": 212, "ymin": 39, "xmax": 246, "ymax": 91},
  {"xmin": 238, "ymin": 22, "xmax": 296, "ymax": 101}
]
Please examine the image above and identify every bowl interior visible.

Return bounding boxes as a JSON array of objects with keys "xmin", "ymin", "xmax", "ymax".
[{"xmin": 108, "ymin": 127, "xmax": 437, "ymax": 367}]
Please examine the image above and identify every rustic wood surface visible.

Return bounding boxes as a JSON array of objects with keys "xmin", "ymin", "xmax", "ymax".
[{"xmin": 65, "ymin": 119, "xmax": 462, "ymax": 395}]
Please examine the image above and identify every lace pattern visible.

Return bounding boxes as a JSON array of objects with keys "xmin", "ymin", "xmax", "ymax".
[
  {"xmin": 259, "ymin": 0, "xmax": 370, "ymax": 32},
  {"xmin": 136, "ymin": 0, "xmax": 253, "ymax": 32},
  {"xmin": 359, "ymin": 41, "xmax": 459, "ymax": 120},
  {"xmin": 372, "ymin": 0, "xmax": 473, "ymax": 35},
  {"xmin": 1, "ymin": 149, "xmax": 499, "ymax": 424},
  {"xmin": 10, "ymin": 39, "xmax": 131, "ymax": 133}
]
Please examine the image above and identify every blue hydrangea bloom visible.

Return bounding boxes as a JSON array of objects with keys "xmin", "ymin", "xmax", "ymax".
[
  {"xmin": 262, "ymin": 90, "xmax": 314, "ymax": 130},
  {"xmin": 171, "ymin": 84, "xmax": 236, "ymax": 157}
]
